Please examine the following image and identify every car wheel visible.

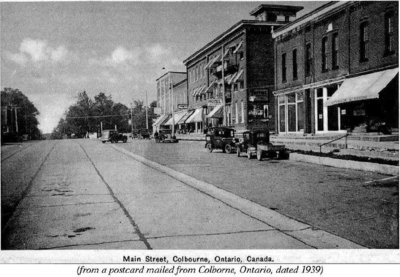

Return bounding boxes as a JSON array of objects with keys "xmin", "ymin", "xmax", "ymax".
[
  {"xmin": 247, "ymin": 149, "xmax": 252, "ymax": 159},
  {"xmin": 102, "ymin": 141, "xmax": 106, "ymax": 144},
  {"xmin": 225, "ymin": 144, "xmax": 232, "ymax": 154},
  {"xmin": 257, "ymin": 150, "xmax": 262, "ymax": 161},
  {"xmin": 206, "ymin": 143, "xmax": 213, "ymax": 153},
  {"xmin": 236, "ymin": 147, "xmax": 241, "ymax": 157}
]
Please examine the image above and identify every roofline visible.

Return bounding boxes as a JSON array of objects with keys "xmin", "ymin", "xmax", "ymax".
[
  {"xmin": 173, "ymin": 79, "xmax": 187, "ymax": 88},
  {"xmin": 249, "ymin": 4, "xmax": 303, "ymax": 16},
  {"xmin": 183, "ymin": 20, "xmax": 285, "ymax": 65},
  {"xmin": 156, "ymin": 71, "xmax": 186, "ymax": 81},
  {"xmin": 272, "ymin": 1, "xmax": 347, "ymax": 38}
]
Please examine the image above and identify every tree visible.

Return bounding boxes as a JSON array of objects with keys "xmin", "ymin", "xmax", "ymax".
[
  {"xmin": 51, "ymin": 91, "xmax": 130, "ymax": 138},
  {"xmin": 1, "ymin": 87, "xmax": 41, "ymax": 141}
]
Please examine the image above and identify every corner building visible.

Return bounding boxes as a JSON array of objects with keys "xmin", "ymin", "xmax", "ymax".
[
  {"xmin": 183, "ymin": 4, "xmax": 303, "ymax": 133},
  {"xmin": 273, "ymin": 1, "xmax": 398, "ymax": 135}
]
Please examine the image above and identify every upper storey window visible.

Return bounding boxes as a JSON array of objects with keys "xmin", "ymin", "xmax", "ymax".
[
  {"xmin": 385, "ymin": 11, "xmax": 395, "ymax": 55},
  {"xmin": 360, "ymin": 21, "xmax": 369, "ymax": 62}
]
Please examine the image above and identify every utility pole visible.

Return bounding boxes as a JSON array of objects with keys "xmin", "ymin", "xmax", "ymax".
[
  {"xmin": 170, "ymin": 76, "xmax": 175, "ymax": 136},
  {"xmin": 130, "ymin": 103, "xmax": 134, "ymax": 134},
  {"xmin": 145, "ymin": 91, "xmax": 149, "ymax": 130},
  {"xmin": 221, "ymin": 46, "xmax": 226, "ymax": 126},
  {"xmin": 100, "ymin": 121, "xmax": 103, "ymax": 134}
]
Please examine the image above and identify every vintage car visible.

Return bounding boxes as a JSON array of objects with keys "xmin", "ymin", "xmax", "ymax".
[
  {"xmin": 154, "ymin": 129, "xmax": 178, "ymax": 143},
  {"xmin": 138, "ymin": 129, "xmax": 151, "ymax": 139},
  {"xmin": 205, "ymin": 127, "xmax": 236, "ymax": 154},
  {"xmin": 235, "ymin": 129, "xmax": 289, "ymax": 160},
  {"xmin": 101, "ymin": 130, "xmax": 128, "ymax": 143}
]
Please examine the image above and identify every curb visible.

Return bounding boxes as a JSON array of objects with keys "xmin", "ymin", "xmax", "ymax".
[
  {"xmin": 112, "ymin": 144, "xmax": 365, "ymax": 249},
  {"xmin": 291, "ymin": 153, "xmax": 399, "ymax": 175}
]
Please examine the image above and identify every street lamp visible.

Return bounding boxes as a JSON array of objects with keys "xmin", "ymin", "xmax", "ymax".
[{"xmin": 170, "ymin": 75, "xmax": 175, "ymax": 136}]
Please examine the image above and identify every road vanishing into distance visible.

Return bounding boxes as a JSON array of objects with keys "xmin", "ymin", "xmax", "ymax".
[{"xmin": 1, "ymin": 139, "xmax": 398, "ymax": 249}]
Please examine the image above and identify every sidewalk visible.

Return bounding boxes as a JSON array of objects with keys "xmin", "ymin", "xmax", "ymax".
[{"xmin": 176, "ymin": 133, "xmax": 399, "ymax": 174}]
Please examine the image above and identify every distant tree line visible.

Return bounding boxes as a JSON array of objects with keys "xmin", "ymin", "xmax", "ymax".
[
  {"xmin": 1, "ymin": 88, "xmax": 41, "ymax": 142},
  {"xmin": 51, "ymin": 91, "xmax": 157, "ymax": 139}
]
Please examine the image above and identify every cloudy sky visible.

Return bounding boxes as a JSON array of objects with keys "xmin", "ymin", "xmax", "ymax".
[{"xmin": 1, "ymin": 1, "xmax": 322, "ymax": 133}]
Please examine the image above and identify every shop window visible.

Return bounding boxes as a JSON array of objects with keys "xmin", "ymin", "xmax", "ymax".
[
  {"xmin": 322, "ymin": 37, "xmax": 328, "ymax": 72},
  {"xmin": 296, "ymin": 92, "xmax": 304, "ymax": 132},
  {"xmin": 385, "ymin": 11, "xmax": 395, "ymax": 55},
  {"xmin": 279, "ymin": 104, "xmax": 286, "ymax": 133},
  {"xmin": 332, "ymin": 33, "xmax": 339, "ymax": 69},
  {"xmin": 360, "ymin": 21, "xmax": 369, "ymax": 62}
]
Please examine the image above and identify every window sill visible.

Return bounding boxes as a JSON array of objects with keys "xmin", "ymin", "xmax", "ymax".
[{"xmin": 384, "ymin": 51, "xmax": 395, "ymax": 57}]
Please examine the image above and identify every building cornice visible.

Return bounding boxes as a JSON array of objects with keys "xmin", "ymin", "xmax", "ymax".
[
  {"xmin": 184, "ymin": 20, "xmax": 284, "ymax": 65},
  {"xmin": 272, "ymin": 1, "xmax": 348, "ymax": 39},
  {"xmin": 156, "ymin": 71, "xmax": 186, "ymax": 82}
]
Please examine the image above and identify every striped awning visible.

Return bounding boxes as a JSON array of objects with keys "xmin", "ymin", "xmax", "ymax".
[
  {"xmin": 152, "ymin": 114, "xmax": 169, "ymax": 127},
  {"xmin": 205, "ymin": 81, "xmax": 217, "ymax": 92},
  {"xmin": 204, "ymin": 55, "xmax": 221, "ymax": 70},
  {"xmin": 233, "ymin": 40, "xmax": 243, "ymax": 54},
  {"xmin": 164, "ymin": 110, "xmax": 187, "ymax": 126},
  {"xmin": 232, "ymin": 69, "xmax": 244, "ymax": 83},
  {"xmin": 186, "ymin": 108, "xmax": 203, "ymax": 123},
  {"xmin": 206, "ymin": 105, "xmax": 223, "ymax": 118},
  {"xmin": 177, "ymin": 110, "xmax": 194, "ymax": 124}
]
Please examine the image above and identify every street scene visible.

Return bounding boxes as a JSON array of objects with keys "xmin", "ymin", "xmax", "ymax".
[
  {"xmin": 1, "ymin": 138, "xmax": 398, "ymax": 249},
  {"xmin": 1, "ymin": 1, "xmax": 399, "ymax": 253}
]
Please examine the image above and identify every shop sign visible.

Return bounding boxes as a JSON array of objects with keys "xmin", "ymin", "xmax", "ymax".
[
  {"xmin": 154, "ymin": 107, "xmax": 162, "ymax": 115},
  {"xmin": 177, "ymin": 104, "xmax": 188, "ymax": 109},
  {"xmin": 207, "ymin": 99, "xmax": 222, "ymax": 107}
]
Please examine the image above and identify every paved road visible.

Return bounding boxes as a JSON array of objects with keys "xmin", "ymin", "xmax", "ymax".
[
  {"xmin": 1, "ymin": 139, "xmax": 398, "ymax": 249},
  {"xmin": 2, "ymin": 139, "xmax": 312, "ymax": 249},
  {"xmin": 116, "ymin": 139, "xmax": 398, "ymax": 249}
]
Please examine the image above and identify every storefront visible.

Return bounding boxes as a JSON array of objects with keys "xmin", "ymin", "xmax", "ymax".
[
  {"xmin": 277, "ymin": 91, "xmax": 305, "ymax": 134},
  {"xmin": 185, "ymin": 108, "xmax": 204, "ymax": 133},
  {"xmin": 326, "ymin": 68, "xmax": 398, "ymax": 133}
]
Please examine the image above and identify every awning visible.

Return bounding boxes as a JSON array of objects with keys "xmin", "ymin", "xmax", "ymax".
[
  {"xmin": 177, "ymin": 110, "xmax": 194, "ymax": 124},
  {"xmin": 233, "ymin": 40, "xmax": 243, "ymax": 54},
  {"xmin": 326, "ymin": 68, "xmax": 398, "ymax": 106},
  {"xmin": 186, "ymin": 108, "xmax": 203, "ymax": 123},
  {"xmin": 197, "ymin": 85, "xmax": 207, "ymax": 95},
  {"xmin": 206, "ymin": 105, "xmax": 223, "ymax": 118},
  {"xmin": 232, "ymin": 69, "xmax": 244, "ymax": 83},
  {"xmin": 193, "ymin": 85, "xmax": 207, "ymax": 97},
  {"xmin": 204, "ymin": 55, "xmax": 221, "ymax": 70},
  {"xmin": 164, "ymin": 111, "xmax": 187, "ymax": 125},
  {"xmin": 227, "ymin": 72, "xmax": 237, "ymax": 85},
  {"xmin": 152, "ymin": 114, "xmax": 169, "ymax": 127},
  {"xmin": 160, "ymin": 114, "xmax": 171, "ymax": 125},
  {"xmin": 205, "ymin": 81, "xmax": 216, "ymax": 92}
]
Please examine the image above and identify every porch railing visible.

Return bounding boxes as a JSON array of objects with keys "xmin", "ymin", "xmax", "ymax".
[{"xmin": 319, "ymin": 132, "xmax": 349, "ymax": 153}]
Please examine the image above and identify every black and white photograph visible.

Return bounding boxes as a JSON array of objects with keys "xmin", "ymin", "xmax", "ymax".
[{"xmin": 0, "ymin": 0, "xmax": 399, "ymax": 275}]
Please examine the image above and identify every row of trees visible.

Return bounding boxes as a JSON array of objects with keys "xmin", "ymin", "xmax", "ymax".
[
  {"xmin": 51, "ymin": 91, "xmax": 157, "ymax": 139},
  {"xmin": 1, "ymin": 88, "xmax": 41, "ymax": 142}
]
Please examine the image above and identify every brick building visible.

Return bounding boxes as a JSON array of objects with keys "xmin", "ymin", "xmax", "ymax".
[
  {"xmin": 273, "ymin": 1, "xmax": 398, "ymax": 135},
  {"xmin": 153, "ymin": 71, "xmax": 187, "ymax": 132},
  {"xmin": 183, "ymin": 4, "xmax": 303, "ymax": 133}
]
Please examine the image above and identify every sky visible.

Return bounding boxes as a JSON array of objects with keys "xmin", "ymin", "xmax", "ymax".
[{"xmin": 1, "ymin": 1, "xmax": 324, "ymax": 133}]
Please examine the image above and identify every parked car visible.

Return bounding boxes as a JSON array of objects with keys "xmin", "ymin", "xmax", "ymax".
[
  {"xmin": 154, "ymin": 129, "xmax": 178, "ymax": 143},
  {"xmin": 101, "ymin": 130, "xmax": 127, "ymax": 143},
  {"xmin": 235, "ymin": 129, "xmax": 289, "ymax": 160},
  {"xmin": 205, "ymin": 127, "xmax": 236, "ymax": 154},
  {"xmin": 138, "ymin": 129, "xmax": 151, "ymax": 139}
]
